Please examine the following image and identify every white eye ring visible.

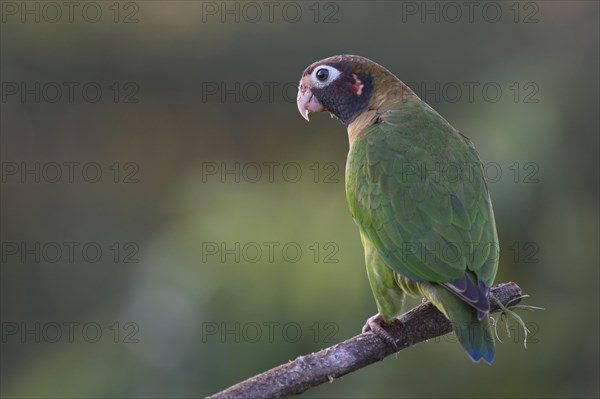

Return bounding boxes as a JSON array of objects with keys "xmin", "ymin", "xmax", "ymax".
[{"xmin": 309, "ymin": 65, "xmax": 341, "ymax": 88}]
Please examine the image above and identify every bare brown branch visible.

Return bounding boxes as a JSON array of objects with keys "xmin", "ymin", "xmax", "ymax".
[{"xmin": 207, "ymin": 282, "xmax": 522, "ymax": 399}]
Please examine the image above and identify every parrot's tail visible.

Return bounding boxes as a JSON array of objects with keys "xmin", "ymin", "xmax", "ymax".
[{"xmin": 420, "ymin": 282, "xmax": 495, "ymax": 363}]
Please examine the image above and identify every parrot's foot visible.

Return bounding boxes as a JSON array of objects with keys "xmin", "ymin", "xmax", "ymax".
[{"xmin": 362, "ymin": 314, "xmax": 402, "ymax": 350}]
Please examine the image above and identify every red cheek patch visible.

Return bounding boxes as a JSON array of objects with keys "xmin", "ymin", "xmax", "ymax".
[{"xmin": 350, "ymin": 74, "xmax": 364, "ymax": 96}]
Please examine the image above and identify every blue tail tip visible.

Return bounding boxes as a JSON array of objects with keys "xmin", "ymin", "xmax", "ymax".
[
  {"xmin": 483, "ymin": 349, "xmax": 494, "ymax": 364},
  {"xmin": 468, "ymin": 348, "xmax": 494, "ymax": 364}
]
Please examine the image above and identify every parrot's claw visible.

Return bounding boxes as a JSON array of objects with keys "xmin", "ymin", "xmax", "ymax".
[{"xmin": 362, "ymin": 314, "xmax": 401, "ymax": 350}]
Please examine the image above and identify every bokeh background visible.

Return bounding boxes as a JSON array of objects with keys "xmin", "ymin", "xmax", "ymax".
[{"xmin": 1, "ymin": 1, "xmax": 598, "ymax": 398}]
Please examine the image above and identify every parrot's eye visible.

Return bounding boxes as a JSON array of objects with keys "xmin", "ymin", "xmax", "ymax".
[
  {"xmin": 316, "ymin": 68, "xmax": 329, "ymax": 81},
  {"xmin": 309, "ymin": 65, "xmax": 341, "ymax": 88}
]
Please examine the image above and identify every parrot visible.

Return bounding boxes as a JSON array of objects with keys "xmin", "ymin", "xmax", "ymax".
[{"xmin": 296, "ymin": 55, "xmax": 499, "ymax": 363}]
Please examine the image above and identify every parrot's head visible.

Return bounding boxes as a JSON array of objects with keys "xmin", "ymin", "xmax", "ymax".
[{"xmin": 296, "ymin": 55, "xmax": 410, "ymax": 127}]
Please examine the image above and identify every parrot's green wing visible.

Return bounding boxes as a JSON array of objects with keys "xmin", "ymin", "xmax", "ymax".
[{"xmin": 346, "ymin": 98, "xmax": 498, "ymax": 309}]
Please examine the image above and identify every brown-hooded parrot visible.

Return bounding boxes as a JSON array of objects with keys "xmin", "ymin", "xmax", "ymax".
[{"xmin": 296, "ymin": 55, "xmax": 499, "ymax": 363}]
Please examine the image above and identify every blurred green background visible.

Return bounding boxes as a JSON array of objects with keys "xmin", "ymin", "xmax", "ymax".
[{"xmin": 1, "ymin": 1, "xmax": 598, "ymax": 398}]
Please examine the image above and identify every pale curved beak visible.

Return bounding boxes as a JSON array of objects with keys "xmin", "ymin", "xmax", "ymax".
[{"xmin": 296, "ymin": 82, "xmax": 324, "ymax": 122}]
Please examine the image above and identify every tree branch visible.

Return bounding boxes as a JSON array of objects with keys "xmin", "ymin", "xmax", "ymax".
[{"xmin": 207, "ymin": 282, "xmax": 522, "ymax": 399}]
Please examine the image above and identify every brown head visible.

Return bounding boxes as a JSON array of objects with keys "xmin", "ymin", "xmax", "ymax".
[{"xmin": 296, "ymin": 55, "xmax": 414, "ymax": 127}]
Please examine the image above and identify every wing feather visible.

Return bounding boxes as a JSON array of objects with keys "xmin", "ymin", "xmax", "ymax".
[{"xmin": 346, "ymin": 100, "xmax": 499, "ymax": 292}]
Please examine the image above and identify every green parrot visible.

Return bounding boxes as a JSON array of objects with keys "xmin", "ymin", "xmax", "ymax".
[{"xmin": 296, "ymin": 55, "xmax": 499, "ymax": 363}]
